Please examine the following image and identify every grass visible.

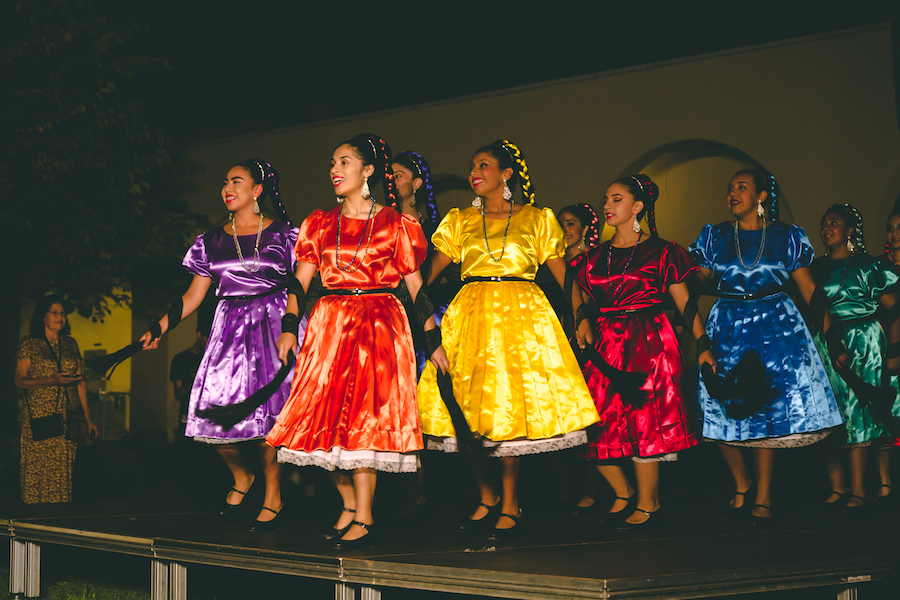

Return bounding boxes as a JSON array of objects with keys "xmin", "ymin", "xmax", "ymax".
[{"xmin": 0, "ymin": 567, "xmax": 149, "ymax": 600}]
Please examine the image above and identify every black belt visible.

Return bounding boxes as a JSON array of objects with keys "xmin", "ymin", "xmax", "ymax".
[
  {"xmin": 598, "ymin": 306, "xmax": 658, "ymax": 316},
  {"xmin": 716, "ymin": 291, "xmax": 783, "ymax": 301},
  {"xmin": 221, "ymin": 286, "xmax": 286, "ymax": 300},
  {"xmin": 463, "ymin": 276, "xmax": 530, "ymax": 284},
  {"xmin": 320, "ymin": 287, "xmax": 396, "ymax": 296}
]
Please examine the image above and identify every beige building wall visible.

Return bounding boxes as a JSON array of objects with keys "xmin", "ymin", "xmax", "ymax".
[{"xmin": 131, "ymin": 24, "xmax": 898, "ymax": 433}]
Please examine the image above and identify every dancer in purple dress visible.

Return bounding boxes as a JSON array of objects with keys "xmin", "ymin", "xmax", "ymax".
[{"xmin": 140, "ymin": 159, "xmax": 305, "ymax": 531}]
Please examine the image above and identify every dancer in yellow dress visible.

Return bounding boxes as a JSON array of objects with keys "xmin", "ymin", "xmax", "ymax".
[{"xmin": 418, "ymin": 140, "xmax": 599, "ymax": 539}]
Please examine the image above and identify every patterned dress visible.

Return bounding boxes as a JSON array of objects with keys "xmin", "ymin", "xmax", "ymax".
[
  {"xmin": 417, "ymin": 205, "xmax": 599, "ymax": 455},
  {"xmin": 16, "ymin": 336, "xmax": 80, "ymax": 503}
]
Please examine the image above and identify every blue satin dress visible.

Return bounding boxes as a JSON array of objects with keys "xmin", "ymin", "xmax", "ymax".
[{"xmin": 690, "ymin": 222, "xmax": 842, "ymax": 443}]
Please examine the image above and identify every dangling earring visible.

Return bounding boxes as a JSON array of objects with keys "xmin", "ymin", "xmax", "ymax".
[
  {"xmin": 502, "ymin": 179, "xmax": 512, "ymax": 201},
  {"xmin": 252, "ymin": 197, "xmax": 260, "ymax": 215},
  {"xmin": 472, "ymin": 196, "xmax": 482, "ymax": 209},
  {"xmin": 336, "ymin": 196, "xmax": 344, "ymax": 204},
  {"xmin": 409, "ymin": 191, "xmax": 416, "ymax": 208},
  {"xmin": 757, "ymin": 202, "xmax": 765, "ymax": 217},
  {"xmin": 578, "ymin": 240, "xmax": 586, "ymax": 251},
  {"xmin": 847, "ymin": 239, "xmax": 855, "ymax": 253},
  {"xmin": 361, "ymin": 177, "xmax": 371, "ymax": 199},
  {"xmin": 632, "ymin": 218, "xmax": 642, "ymax": 233}
]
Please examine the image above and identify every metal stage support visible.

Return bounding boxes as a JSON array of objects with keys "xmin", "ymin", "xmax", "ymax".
[
  {"xmin": 151, "ymin": 560, "xmax": 187, "ymax": 600},
  {"xmin": 335, "ymin": 582, "xmax": 382, "ymax": 600},
  {"xmin": 9, "ymin": 539, "xmax": 40, "ymax": 599}
]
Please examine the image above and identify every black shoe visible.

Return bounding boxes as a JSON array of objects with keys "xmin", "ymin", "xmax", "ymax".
[
  {"xmin": 748, "ymin": 504, "xmax": 775, "ymax": 526},
  {"xmin": 332, "ymin": 521, "xmax": 375, "ymax": 550},
  {"xmin": 874, "ymin": 484, "xmax": 892, "ymax": 506},
  {"xmin": 488, "ymin": 510, "xmax": 522, "ymax": 542},
  {"xmin": 457, "ymin": 500, "xmax": 501, "ymax": 534},
  {"xmin": 615, "ymin": 507, "xmax": 663, "ymax": 532},
  {"xmin": 249, "ymin": 506, "xmax": 284, "ymax": 532},
  {"xmin": 723, "ymin": 483, "xmax": 754, "ymax": 521},
  {"xmin": 817, "ymin": 490, "xmax": 848, "ymax": 515},
  {"xmin": 842, "ymin": 494, "xmax": 869, "ymax": 515},
  {"xmin": 597, "ymin": 494, "xmax": 636, "ymax": 526},
  {"xmin": 323, "ymin": 507, "xmax": 356, "ymax": 541},
  {"xmin": 217, "ymin": 478, "xmax": 256, "ymax": 519}
]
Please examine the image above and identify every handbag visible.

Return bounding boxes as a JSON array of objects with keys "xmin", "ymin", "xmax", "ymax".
[{"xmin": 29, "ymin": 413, "xmax": 65, "ymax": 441}]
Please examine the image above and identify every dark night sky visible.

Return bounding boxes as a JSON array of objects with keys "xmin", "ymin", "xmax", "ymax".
[{"xmin": 131, "ymin": 2, "xmax": 892, "ymax": 142}]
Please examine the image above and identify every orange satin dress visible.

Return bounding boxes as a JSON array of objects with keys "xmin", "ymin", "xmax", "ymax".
[{"xmin": 266, "ymin": 206, "xmax": 427, "ymax": 473}]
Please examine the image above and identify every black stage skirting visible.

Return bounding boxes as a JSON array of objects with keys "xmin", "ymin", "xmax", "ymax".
[{"xmin": 3, "ymin": 500, "xmax": 899, "ymax": 599}]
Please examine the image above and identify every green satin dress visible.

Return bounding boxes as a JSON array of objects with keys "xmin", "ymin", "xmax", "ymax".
[{"xmin": 812, "ymin": 254, "xmax": 898, "ymax": 444}]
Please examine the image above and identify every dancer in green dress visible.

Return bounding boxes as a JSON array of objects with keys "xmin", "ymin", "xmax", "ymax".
[{"xmin": 813, "ymin": 204, "xmax": 900, "ymax": 511}]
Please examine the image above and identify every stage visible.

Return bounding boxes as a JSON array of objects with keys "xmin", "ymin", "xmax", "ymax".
[{"xmin": 3, "ymin": 498, "xmax": 898, "ymax": 600}]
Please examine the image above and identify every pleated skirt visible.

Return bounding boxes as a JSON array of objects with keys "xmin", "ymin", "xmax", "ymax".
[
  {"xmin": 699, "ymin": 293, "xmax": 843, "ymax": 442},
  {"xmin": 814, "ymin": 317, "xmax": 889, "ymax": 444},
  {"xmin": 186, "ymin": 292, "xmax": 303, "ymax": 443},
  {"xmin": 266, "ymin": 293, "xmax": 422, "ymax": 473},
  {"xmin": 417, "ymin": 280, "xmax": 599, "ymax": 456}
]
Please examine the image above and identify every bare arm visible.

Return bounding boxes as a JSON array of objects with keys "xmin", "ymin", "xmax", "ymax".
[
  {"xmin": 426, "ymin": 251, "xmax": 452, "ymax": 286},
  {"xmin": 74, "ymin": 354, "xmax": 97, "ymax": 437},
  {"xmin": 15, "ymin": 357, "xmax": 76, "ymax": 390},
  {"xmin": 140, "ymin": 275, "xmax": 213, "ymax": 349}
]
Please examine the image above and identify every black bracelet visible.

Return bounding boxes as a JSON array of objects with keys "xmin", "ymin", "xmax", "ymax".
[
  {"xmin": 149, "ymin": 321, "xmax": 162, "ymax": 341},
  {"xmin": 424, "ymin": 327, "xmax": 442, "ymax": 357},
  {"xmin": 282, "ymin": 313, "xmax": 300, "ymax": 334},
  {"xmin": 575, "ymin": 303, "xmax": 589, "ymax": 326},
  {"xmin": 696, "ymin": 334, "xmax": 712, "ymax": 358},
  {"xmin": 824, "ymin": 327, "xmax": 846, "ymax": 361}
]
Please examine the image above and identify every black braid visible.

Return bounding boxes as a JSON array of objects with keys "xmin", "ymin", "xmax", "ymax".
[
  {"xmin": 734, "ymin": 168, "xmax": 780, "ymax": 223},
  {"xmin": 613, "ymin": 174, "xmax": 660, "ymax": 237},
  {"xmin": 824, "ymin": 203, "xmax": 867, "ymax": 254},
  {"xmin": 558, "ymin": 204, "xmax": 601, "ymax": 251}
]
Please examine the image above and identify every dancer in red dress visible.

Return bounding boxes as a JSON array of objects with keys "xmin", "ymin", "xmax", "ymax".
[
  {"xmin": 575, "ymin": 175, "xmax": 706, "ymax": 529},
  {"xmin": 268, "ymin": 134, "xmax": 445, "ymax": 548}
]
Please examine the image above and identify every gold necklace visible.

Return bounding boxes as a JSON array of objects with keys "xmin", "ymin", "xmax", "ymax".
[{"xmin": 231, "ymin": 212, "xmax": 264, "ymax": 272}]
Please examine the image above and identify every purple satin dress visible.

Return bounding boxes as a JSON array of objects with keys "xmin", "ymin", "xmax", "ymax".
[{"xmin": 183, "ymin": 221, "xmax": 307, "ymax": 443}]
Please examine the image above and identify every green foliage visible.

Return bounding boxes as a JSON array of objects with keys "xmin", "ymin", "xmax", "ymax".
[{"xmin": 1, "ymin": 0, "xmax": 206, "ymax": 319}]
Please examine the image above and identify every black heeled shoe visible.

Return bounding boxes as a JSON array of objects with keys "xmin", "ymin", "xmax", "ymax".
[
  {"xmin": 748, "ymin": 504, "xmax": 775, "ymax": 526},
  {"xmin": 842, "ymin": 494, "xmax": 869, "ymax": 515},
  {"xmin": 723, "ymin": 483, "xmax": 754, "ymax": 521},
  {"xmin": 332, "ymin": 521, "xmax": 375, "ymax": 550},
  {"xmin": 457, "ymin": 500, "xmax": 501, "ymax": 534},
  {"xmin": 817, "ymin": 490, "xmax": 848, "ymax": 515},
  {"xmin": 597, "ymin": 494, "xmax": 636, "ymax": 526},
  {"xmin": 874, "ymin": 484, "xmax": 892, "ymax": 506},
  {"xmin": 323, "ymin": 507, "xmax": 356, "ymax": 541},
  {"xmin": 615, "ymin": 507, "xmax": 664, "ymax": 532},
  {"xmin": 249, "ymin": 506, "xmax": 284, "ymax": 532},
  {"xmin": 488, "ymin": 510, "xmax": 523, "ymax": 541},
  {"xmin": 217, "ymin": 478, "xmax": 256, "ymax": 519}
]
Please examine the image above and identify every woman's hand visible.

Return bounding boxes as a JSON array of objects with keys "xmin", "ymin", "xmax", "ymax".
[
  {"xmin": 833, "ymin": 351, "xmax": 850, "ymax": 370},
  {"xmin": 576, "ymin": 320, "xmax": 594, "ymax": 348},
  {"xmin": 277, "ymin": 332, "xmax": 298, "ymax": 364},
  {"xmin": 87, "ymin": 420, "xmax": 99, "ymax": 439},
  {"xmin": 55, "ymin": 373, "xmax": 83, "ymax": 386},
  {"xmin": 698, "ymin": 349, "xmax": 716, "ymax": 373},
  {"xmin": 140, "ymin": 330, "xmax": 160, "ymax": 350},
  {"xmin": 429, "ymin": 346, "xmax": 450, "ymax": 374},
  {"xmin": 887, "ymin": 356, "xmax": 900, "ymax": 376}
]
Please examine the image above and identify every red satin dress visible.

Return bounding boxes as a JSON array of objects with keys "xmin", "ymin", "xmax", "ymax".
[
  {"xmin": 266, "ymin": 206, "xmax": 427, "ymax": 473},
  {"xmin": 576, "ymin": 236, "xmax": 698, "ymax": 460}
]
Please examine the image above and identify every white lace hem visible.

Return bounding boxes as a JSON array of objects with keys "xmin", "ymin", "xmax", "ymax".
[
  {"xmin": 276, "ymin": 447, "xmax": 420, "ymax": 473},
  {"xmin": 193, "ymin": 435, "xmax": 266, "ymax": 445},
  {"xmin": 426, "ymin": 430, "xmax": 587, "ymax": 457}
]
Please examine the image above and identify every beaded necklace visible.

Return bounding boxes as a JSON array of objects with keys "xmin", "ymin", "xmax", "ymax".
[
  {"xmin": 336, "ymin": 199, "xmax": 376, "ymax": 273},
  {"xmin": 230, "ymin": 212, "xmax": 264, "ymax": 273},
  {"xmin": 482, "ymin": 200, "xmax": 514, "ymax": 262},
  {"xmin": 607, "ymin": 231, "xmax": 642, "ymax": 297},
  {"xmin": 734, "ymin": 218, "xmax": 767, "ymax": 270}
]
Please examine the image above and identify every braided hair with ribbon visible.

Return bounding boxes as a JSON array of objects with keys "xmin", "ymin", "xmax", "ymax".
[
  {"xmin": 475, "ymin": 139, "xmax": 536, "ymax": 204},
  {"xmin": 824, "ymin": 203, "xmax": 867, "ymax": 254},
  {"xmin": 612, "ymin": 174, "xmax": 660, "ymax": 237},
  {"xmin": 734, "ymin": 168, "xmax": 781, "ymax": 222},
  {"xmin": 394, "ymin": 150, "xmax": 440, "ymax": 233},
  {"xmin": 339, "ymin": 133, "xmax": 399, "ymax": 209},
  {"xmin": 232, "ymin": 159, "xmax": 291, "ymax": 224},
  {"xmin": 558, "ymin": 204, "xmax": 601, "ymax": 251}
]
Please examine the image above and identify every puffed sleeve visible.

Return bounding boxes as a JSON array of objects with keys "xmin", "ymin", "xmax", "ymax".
[
  {"xmin": 689, "ymin": 224, "xmax": 716, "ymax": 270},
  {"xmin": 182, "ymin": 233, "xmax": 211, "ymax": 278},
  {"xmin": 661, "ymin": 242, "xmax": 699, "ymax": 287},
  {"xmin": 394, "ymin": 213, "xmax": 428, "ymax": 275},
  {"xmin": 432, "ymin": 208, "xmax": 463, "ymax": 263},
  {"xmin": 296, "ymin": 209, "xmax": 326, "ymax": 266},
  {"xmin": 864, "ymin": 257, "xmax": 900, "ymax": 299},
  {"xmin": 535, "ymin": 206, "xmax": 567, "ymax": 264},
  {"xmin": 287, "ymin": 226, "xmax": 300, "ymax": 271},
  {"xmin": 786, "ymin": 224, "xmax": 815, "ymax": 272}
]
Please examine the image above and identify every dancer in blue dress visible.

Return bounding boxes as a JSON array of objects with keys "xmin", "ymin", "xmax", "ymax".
[{"xmin": 690, "ymin": 168, "xmax": 843, "ymax": 523}]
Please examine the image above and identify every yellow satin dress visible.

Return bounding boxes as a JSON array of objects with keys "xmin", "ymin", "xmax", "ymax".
[{"xmin": 418, "ymin": 205, "xmax": 599, "ymax": 455}]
